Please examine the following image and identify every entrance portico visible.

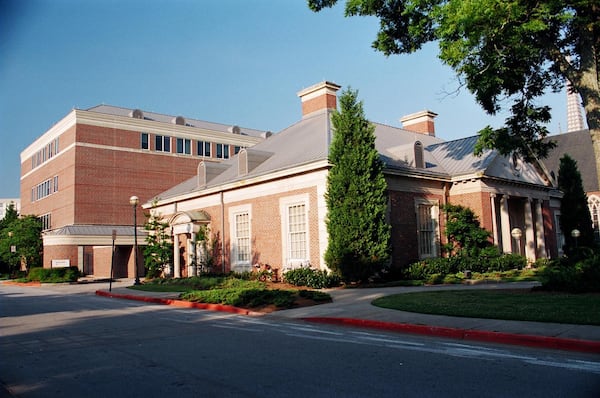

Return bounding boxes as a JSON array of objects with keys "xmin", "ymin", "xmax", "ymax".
[{"xmin": 168, "ymin": 211, "xmax": 210, "ymax": 278}]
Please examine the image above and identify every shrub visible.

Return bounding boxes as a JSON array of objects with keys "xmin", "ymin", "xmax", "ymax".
[
  {"xmin": 181, "ymin": 288, "xmax": 296, "ymax": 308},
  {"xmin": 283, "ymin": 268, "xmax": 340, "ymax": 288},
  {"xmin": 27, "ymin": 267, "xmax": 80, "ymax": 283},
  {"xmin": 539, "ymin": 254, "xmax": 600, "ymax": 293}
]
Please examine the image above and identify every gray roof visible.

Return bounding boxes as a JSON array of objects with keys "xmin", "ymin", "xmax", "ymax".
[
  {"xmin": 543, "ymin": 129, "xmax": 598, "ymax": 192},
  {"xmin": 45, "ymin": 224, "xmax": 147, "ymax": 237},
  {"xmin": 86, "ymin": 104, "xmax": 269, "ymax": 138},
  {"xmin": 154, "ymin": 111, "xmax": 550, "ymax": 202},
  {"xmin": 426, "ymin": 136, "xmax": 496, "ymax": 176}
]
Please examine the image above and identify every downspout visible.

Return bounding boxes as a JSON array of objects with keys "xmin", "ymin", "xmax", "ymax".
[{"xmin": 221, "ymin": 191, "xmax": 225, "ymax": 274}]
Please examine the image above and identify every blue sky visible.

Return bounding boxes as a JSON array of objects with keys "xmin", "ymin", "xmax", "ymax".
[{"xmin": 0, "ymin": 0, "xmax": 568, "ymax": 199}]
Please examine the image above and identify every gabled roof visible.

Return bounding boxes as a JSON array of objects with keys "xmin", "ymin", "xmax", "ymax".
[
  {"xmin": 543, "ymin": 129, "xmax": 598, "ymax": 192},
  {"xmin": 86, "ymin": 104, "xmax": 269, "ymax": 138},
  {"xmin": 152, "ymin": 112, "xmax": 553, "ymax": 204},
  {"xmin": 427, "ymin": 136, "xmax": 496, "ymax": 176}
]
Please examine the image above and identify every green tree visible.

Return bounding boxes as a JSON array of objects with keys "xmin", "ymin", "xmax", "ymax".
[
  {"xmin": 0, "ymin": 202, "xmax": 18, "ymax": 230},
  {"xmin": 325, "ymin": 88, "xmax": 391, "ymax": 282},
  {"xmin": 442, "ymin": 204, "xmax": 494, "ymax": 257},
  {"xmin": 143, "ymin": 210, "xmax": 174, "ymax": 278},
  {"xmin": 557, "ymin": 154, "xmax": 595, "ymax": 252},
  {"xmin": 0, "ymin": 215, "xmax": 43, "ymax": 275},
  {"xmin": 309, "ymin": 1, "xmax": 600, "ymax": 180}
]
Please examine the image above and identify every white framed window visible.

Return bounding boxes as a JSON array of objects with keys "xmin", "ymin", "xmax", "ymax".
[
  {"xmin": 197, "ymin": 141, "xmax": 211, "ymax": 157},
  {"xmin": 216, "ymin": 143, "xmax": 230, "ymax": 159},
  {"xmin": 141, "ymin": 133, "xmax": 149, "ymax": 150},
  {"xmin": 415, "ymin": 198, "xmax": 439, "ymax": 259},
  {"xmin": 588, "ymin": 195, "xmax": 600, "ymax": 242},
  {"xmin": 229, "ymin": 205, "xmax": 251, "ymax": 272},
  {"xmin": 280, "ymin": 194, "xmax": 310, "ymax": 268},
  {"xmin": 155, "ymin": 135, "xmax": 171, "ymax": 152},
  {"xmin": 176, "ymin": 138, "xmax": 191, "ymax": 154}
]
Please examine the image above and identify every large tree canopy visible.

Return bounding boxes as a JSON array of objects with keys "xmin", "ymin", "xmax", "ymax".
[{"xmin": 309, "ymin": 0, "xmax": 599, "ymax": 177}]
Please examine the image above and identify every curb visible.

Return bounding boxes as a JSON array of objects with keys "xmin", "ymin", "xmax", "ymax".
[
  {"xmin": 95, "ymin": 290, "xmax": 263, "ymax": 316},
  {"xmin": 302, "ymin": 317, "xmax": 600, "ymax": 354},
  {"xmin": 1, "ymin": 281, "xmax": 41, "ymax": 287}
]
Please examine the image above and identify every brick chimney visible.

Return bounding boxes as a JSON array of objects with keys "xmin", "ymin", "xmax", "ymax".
[
  {"xmin": 400, "ymin": 110, "xmax": 438, "ymax": 136},
  {"xmin": 297, "ymin": 81, "xmax": 341, "ymax": 118}
]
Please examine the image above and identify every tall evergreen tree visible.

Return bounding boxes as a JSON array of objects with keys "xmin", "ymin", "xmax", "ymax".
[
  {"xmin": 325, "ymin": 89, "xmax": 391, "ymax": 282},
  {"xmin": 558, "ymin": 154, "xmax": 594, "ymax": 252}
]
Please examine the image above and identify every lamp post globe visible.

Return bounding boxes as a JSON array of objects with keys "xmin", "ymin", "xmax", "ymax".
[{"xmin": 130, "ymin": 196, "xmax": 140, "ymax": 285}]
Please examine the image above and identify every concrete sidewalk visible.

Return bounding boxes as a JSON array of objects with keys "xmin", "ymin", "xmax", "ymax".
[{"xmin": 96, "ymin": 281, "xmax": 600, "ymax": 354}]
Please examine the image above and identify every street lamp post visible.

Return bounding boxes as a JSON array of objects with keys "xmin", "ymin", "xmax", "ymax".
[
  {"xmin": 571, "ymin": 229, "xmax": 581, "ymax": 249},
  {"xmin": 130, "ymin": 195, "xmax": 140, "ymax": 285},
  {"xmin": 511, "ymin": 227, "xmax": 523, "ymax": 255}
]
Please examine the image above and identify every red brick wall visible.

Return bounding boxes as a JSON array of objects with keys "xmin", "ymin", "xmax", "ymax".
[
  {"xmin": 43, "ymin": 245, "xmax": 78, "ymax": 269},
  {"xmin": 447, "ymin": 191, "xmax": 494, "ymax": 232},
  {"xmin": 301, "ymin": 94, "xmax": 337, "ymax": 116},
  {"xmin": 388, "ymin": 190, "xmax": 446, "ymax": 269}
]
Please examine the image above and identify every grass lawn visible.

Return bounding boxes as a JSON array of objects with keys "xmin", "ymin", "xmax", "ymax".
[{"xmin": 372, "ymin": 289, "xmax": 600, "ymax": 325}]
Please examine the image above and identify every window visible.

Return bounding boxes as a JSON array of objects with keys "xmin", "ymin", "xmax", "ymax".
[
  {"xmin": 155, "ymin": 135, "xmax": 171, "ymax": 152},
  {"xmin": 216, "ymin": 143, "xmax": 230, "ymax": 159},
  {"xmin": 176, "ymin": 138, "xmax": 191, "ymax": 154},
  {"xmin": 280, "ymin": 195, "xmax": 310, "ymax": 268},
  {"xmin": 588, "ymin": 196, "xmax": 600, "ymax": 242},
  {"xmin": 555, "ymin": 211, "xmax": 564, "ymax": 256},
  {"xmin": 234, "ymin": 146, "xmax": 242, "ymax": 155},
  {"xmin": 141, "ymin": 133, "xmax": 149, "ymax": 150},
  {"xmin": 415, "ymin": 199, "xmax": 439, "ymax": 258},
  {"xmin": 234, "ymin": 213, "xmax": 250, "ymax": 263},
  {"xmin": 229, "ymin": 206, "xmax": 251, "ymax": 272},
  {"xmin": 39, "ymin": 214, "xmax": 51, "ymax": 231},
  {"xmin": 197, "ymin": 141, "xmax": 211, "ymax": 157},
  {"xmin": 288, "ymin": 204, "xmax": 307, "ymax": 260},
  {"xmin": 31, "ymin": 177, "xmax": 58, "ymax": 202}
]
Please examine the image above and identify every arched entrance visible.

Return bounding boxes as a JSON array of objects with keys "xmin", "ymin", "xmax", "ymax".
[{"xmin": 168, "ymin": 210, "xmax": 211, "ymax": 278}]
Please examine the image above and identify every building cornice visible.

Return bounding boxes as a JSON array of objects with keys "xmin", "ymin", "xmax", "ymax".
[
  {"xmin": 20, "ymin": 110, "xmax": 77, "ymax": 161},
  {"xmin": 74, "ymin": 110, "xmax": 263, "ymax": 146}
]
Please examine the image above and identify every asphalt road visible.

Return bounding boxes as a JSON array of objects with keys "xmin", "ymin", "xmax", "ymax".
[{"xmin": 1, "ymin": 283, "xmax": 600, "ymax": 397}]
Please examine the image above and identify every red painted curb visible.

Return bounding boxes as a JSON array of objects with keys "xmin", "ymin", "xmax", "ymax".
[
  {"xmin": 302, "ymin": 317, "xmax": 600, "ymax": 354},
  {"xmin": 95, "ymin": 290, "xmax": 262, "ymax": 316}
]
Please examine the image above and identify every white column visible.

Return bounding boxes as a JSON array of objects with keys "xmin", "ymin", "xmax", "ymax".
[
  {"xmin": 535, "ymin": 200, "xmax": 547, "ymax": 258},
  {"xmin": 490, "ymin": 194, "xmax": 499, "ymax": 246},
  {"xmin": 524, "ymin": 199, "xmax": 535, "ymax": 260},
  {"xmin": 173, "ymin": 233, "xmax": 181, "ymax": 278},
  {"xmin": 190, "ymin": 232, "xmax": 197, "ymax": 277},
  {"xmin": 500, "ymin": 195, "xmax": 512, "ymax": 253}
]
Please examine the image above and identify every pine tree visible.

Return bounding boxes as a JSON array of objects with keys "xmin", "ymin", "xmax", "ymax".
[
  {"xmin": 558, "ymin": 154, "xmax": 594, "ymax": 252},
  {"xmin": 324, "ymin": 89, "xmax": 391, "ymax": 282}
]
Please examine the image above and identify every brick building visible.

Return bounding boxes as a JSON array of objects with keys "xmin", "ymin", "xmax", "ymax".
[
  {"xmin": 20, "ymin": 105, "xmax": 267, "ymax": 277},
  {"xmin": 146, "ymin": 81, "xmax": 561, "ymax": 278}
]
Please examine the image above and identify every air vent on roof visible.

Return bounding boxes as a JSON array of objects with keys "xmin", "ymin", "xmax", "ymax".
[
  {"xmin": 173, "ymin": 116, "xmax": 186, "ymax": 125},
  {"xmin": 130, "ymin": 109, "xmax": 144, "ymax": 119},
  {"xmin": 228, "ymin": 125, "xmax": 241, "ymax": 134}
]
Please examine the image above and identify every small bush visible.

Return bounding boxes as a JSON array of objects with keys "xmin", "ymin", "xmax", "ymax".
[
  {"xmin": 539, "ymin": 254, "xmax": 600, "ymax": 293},
  {"xmin": 283, "ymin": 268, "xmax": 340, "ymax": 288},
  {"xmin": 27, "ymin": 267, "xmax": 80, "ymax": 283},
  {"xmin": 181, "ymin": 288, "xmax": 296, "ymax": 308}
]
